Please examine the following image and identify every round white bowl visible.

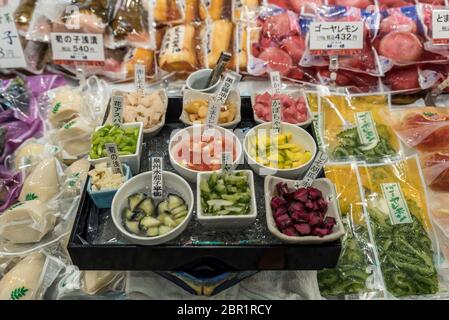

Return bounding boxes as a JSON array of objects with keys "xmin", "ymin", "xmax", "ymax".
[
  {"xmin": 243, "ymin": 122, "xmax": 317, "ymax": 179},
  {"xmin": 169, "ymin": 125, "xmax": 244, "ymax": 183},
  {"xmin": 111, "ymin": 171, "xmax": 194, "ymax": 245}
]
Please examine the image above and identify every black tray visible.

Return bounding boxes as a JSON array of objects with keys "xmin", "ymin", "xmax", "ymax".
[{"xmin": 67, "ymin": 97, "xmax": 341, "ymax": 271}]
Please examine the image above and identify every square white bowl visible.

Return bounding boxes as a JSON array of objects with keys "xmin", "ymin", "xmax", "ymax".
[
  {"xmin": 264, "ymin": 175, "xmax": 345, "ymax": 244},
  {"xmin": 88, "ymin": 122, "xmax": 143, "ymax": 175},
  {"xmin": 196, "ymin": 170, "xmax": 258, "ymax": 228}
]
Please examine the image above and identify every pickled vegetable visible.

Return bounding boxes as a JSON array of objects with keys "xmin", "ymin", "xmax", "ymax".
[{"xmin": 89, "ymin": 124, "xmax": 139, "ymax": 159}]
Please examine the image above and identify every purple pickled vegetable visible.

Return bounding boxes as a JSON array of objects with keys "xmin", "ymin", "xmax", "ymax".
[
  {"xmin": 312, "ymin": 227, "xmax": 330, "ymax": 237},
  {"xmin": 275, "ymin": 214, "xmax": 293, "ymax": 230},
  {"xmin": 291, "ymin": 211, "xmax": 309, "ymax": 223},
  {"xmin": 282, "ymin": 227, "xmax": 299, "ymax": 237},
  {"xmin": 276, "ymin": 182, "xmax": 290, "ymax": 197},
  {"xmin": 317, "ymin": 198, "xmax": 328, "ymax": 212},
  {"xmin": 324, "ymin": 216, "xmax": 336, "ymax": 230},
  {"xmin": 288, "ymin": 201, "xmax": 304, "ymax": 213},
  {"xmin": 294, "ymin": 224, "xmax": 311, "ymax": 235},
  {"xmin": 305, "ymin": 200, "xmax": 315, "ymax": 210},
  {"xmin": 271, "ymin": 196, "xmax": 287, "ymax": 210},
  {"xmin": 274, "ymin": 206, "xmax": 288, "ymax": 218},
  {"xmin": 292, "ymin": 188, "xmax": 308, "ymax": 202},
  {"xmin": 308, "ymin": 214, "xmax": 323, "ymax": 227},
  {"xmin": 308, "ymin": 187, "xmax": 322, "ymax": 200}
]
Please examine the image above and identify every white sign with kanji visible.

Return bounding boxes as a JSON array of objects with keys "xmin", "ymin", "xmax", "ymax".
[
  {"xmin": 51, "ymin": 32, "xmax": 105, "ymax": 64},
  {"xmin": 0, "ymin": 7, "xmax": 26, "ymax": 68}
]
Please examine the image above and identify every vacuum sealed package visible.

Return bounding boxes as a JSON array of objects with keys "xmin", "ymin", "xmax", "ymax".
[
  {"xmin": 26, "ymin": 0, "xmax": 68, "ymax": 42},
  {"xmin": 14, "ymin": 0, "xmax": 38, "ymax": 35},
  {"xmin": 318, "ymin": 163, "xmax": 383, "ymax": 299},
  {"xmin": 419, "ymin": 63, "xmax": 449, "ymax": 93},
  {"xmin": 232, "ymin": 0, "xmax": 261, "ymax": 21},
  {"xmin": 390, "ymin": 107, "xmax": 449, "ymax": 152},
  {"xmin": 377, "ymin": 0, "xmax": 416, "ymax": 9},
  {"xmin": 153, "ymin": 0, "xmax": 185, "ymax": 24},
  {"xmin": 265, "ymin": 0, "xmax": 324, "ymax": 13},
  {"xmin": 248, "ymin": 7, "xmax": 311, "ymax": 81},
  {"xmin": 300, "ymin": 6, "xmax": 382, "ymax": 77},
  {"xmin": 0, "ymin": 251, "xmax": 65, "ymax": 300},
  {"xmin": 374, "ymin": 6, "xmax": 449, "ymax": 73},
  {"xmin": 198, "ymin": 19, "xmax": 234, "ymax": 69},
  {"xmin": 107, "ymin": 0, "xmax": 155, "ymax": 50},
  {"xmin": 357, "ymin": 156, "xmax": 440, "ymax": 298},
  {"xmin": 51, "ymin": 0, "xmax": 113, "ymax": 35},
  {"xmin": 199, "ymin": 0, "xmax": 233, "ymax": 21},
  {"xmin": 320, "ymin": 93, "xmax": 402, "ymax": 162},
  {"xmin": 382, "ymin": 65, "xmax": 421, "ymax": 92},
  {"xmin": 0, "ymin": 168, "xmax": 22, "ymax": 213},
  {"xmin": 420, "ymin": 151, "xmax": 449, "ymax": 192},
  {"xmin": 21, "ymin": 39, "xmax": 51, "ymax": 75},
  {"xmin": 158, "ymin": 24, "xmax": 199, "ymax": 73},
  {"xmin": 229, "ymin": 22, "xmax": 250, "ymax": 73},
  {"xmin": 316, "ymin": 68, "xmax": 381, "ymax": 92}
]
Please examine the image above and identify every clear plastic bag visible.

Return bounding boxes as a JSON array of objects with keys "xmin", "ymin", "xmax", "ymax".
[
  {"xmin": 389, "ymin": 107, "xmax": 449, "ymax": 152},
  {"xmin": 320, "ymin": 93, "xmax": 402, "ymax": 162},
  {"xmin": 318, "ymin": 162, "xmax": 383, "ymax": 299},
  {"xmin": 199, "ymin": 0, "xmax": 233, "ymax": 21},
  {"xmin": 198, "ymin": 19, "xmax": 234, "ymax": 69},
  {"xmin": 106, "ymin": 0, "xmax": 155, "ymax": 50},
  {"xmin": 14, "ymin": 0, "xmax": 38, "ymax": 35},
  {"xmin": 420, "ymin": 151, "xmax": 449, "ymax": 192},
  {"xmin": 357, "ymin": 155, "xmax": 440, "ymax": 298},
  {"xmin": 26, "ymin": 0, "xmax": 69, "ymax": 42},
  {"xmin": 152, "ymin": 0, "xmax": 185, "ymax": 24}
]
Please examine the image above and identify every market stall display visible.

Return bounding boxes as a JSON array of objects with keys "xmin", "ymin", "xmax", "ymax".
[{"xmin": 3, "ymin": 0, "xmax": 449, "ymax": 302}]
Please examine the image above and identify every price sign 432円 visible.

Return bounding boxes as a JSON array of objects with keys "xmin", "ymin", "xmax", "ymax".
[{"xmin": 51, "ymin": 32, "xmax": 105, "ymax": 66}]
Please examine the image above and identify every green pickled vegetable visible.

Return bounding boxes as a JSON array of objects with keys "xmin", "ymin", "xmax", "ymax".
[
  {"xmin": 89, "ymin": 124, "xmax": 139, "ymax": 159},
  {"xmin": 332, "ymin": 126, "xmax": 396, "ymax": 161},
  {"xmin": 368, "ymin": 199, "xmax": 438, "ymax": 297},
  {"xmin": 317, "ymin": 219, "xmax": 371, "ymax": 297},
  {"xmin": 200, "ymin": 172, "xmax": 252, "ymax": 216}
]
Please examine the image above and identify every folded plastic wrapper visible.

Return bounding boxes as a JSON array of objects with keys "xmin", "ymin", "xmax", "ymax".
[
  {"xmin": 0, "ymin": 242, "xmax": 69, "ymax": 300},
  {"xmin": 0, "ymin": 75, "xmax": 66, "ymax": 164},
  {"xmin": 357, "ymin": 156, "xmax": 442, "ymax": 298},
  {"xmin": 389, "ymin": 107, "xmax": 449, "ymax": 153},
  {"xmin": 320, "ymin": 93, "xmax": 402, "ymax": 162},
  {"xmin": 317, "ymin": 163, "xmax": 384, "ymax": 299}
]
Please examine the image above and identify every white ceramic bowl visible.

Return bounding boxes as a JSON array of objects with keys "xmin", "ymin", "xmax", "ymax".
[
  {"xmin": 196, "ymin": 170, "xmax": 257, "ymax": 228},
  {"xmin": 264, "ymin": 176, "xmax": 345, "ymax": 244},
  {"xmin": 88, "ymin": 122, "xmax": 143, "ymax": 175},
  {"xmin": 111, "ymin": 171, "xmax": 194, "ymax": 246},
  {"xmin": 169, "ymin": 125, "xmax": 244, "ymax": 183},
  {"xmin": 243, "ymin": 122, "xmax": 317, "ymax": 179},
  {"xmin": 180, "ymin": 89, "xmax": 241, "ymax": 129},
  {"xmin": 251, "ymin": 89, "xmax": 313, "ymax": 129}
]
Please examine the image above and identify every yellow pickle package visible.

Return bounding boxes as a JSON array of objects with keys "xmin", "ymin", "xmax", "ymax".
[
  {"xmin": 318, "ymin": 163, "xmax": 383, "ymax": 299},
  {"xmin": 320, "ymin": 94, "xmax": 402, "ymax": 162},
  {"xmin": 357, "ymin": 155, "xmax": 440, "ymax": 298}
]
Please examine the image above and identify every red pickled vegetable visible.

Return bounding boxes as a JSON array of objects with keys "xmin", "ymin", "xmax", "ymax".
[
  {"xmin": 283, "ymin": 227, "xmax": 299, "ymax": 237},
  {"xmin": 271, "ymin": 196, "xmax": 287, "ymax": 209},
  {"xmin": 307, "ymin": 187, "xmax": 322, "ymax": 200},
  {"xmin": 292, "ymin": 188, "xmax": 308, "ymax": 202},
  {"xmin": 276, "ymin": 214, "xmax": 293, "ymax": 229},
  {"xmin": 274, "ymin": 206, "xmax": 288, "ymax": 218},
  {"xmin": 294, "ymin": 224, "xmax": 311, "ymax": 235}
]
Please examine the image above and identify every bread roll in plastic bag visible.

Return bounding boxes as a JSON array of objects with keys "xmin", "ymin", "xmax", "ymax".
[
  {"xmin": 199, "ymin": 0, "xmax": 232, "ymax": 21},
  {"xmin": 198, "ymin": 19, "xmax": 234, "ymax": 69},
  {"xmin": 153, "ymin": 0, "xmax": 185, "ymax": 24},
  {"xmin": 390, "ymin": 107, "xmax": 449, "ymax": 152}
]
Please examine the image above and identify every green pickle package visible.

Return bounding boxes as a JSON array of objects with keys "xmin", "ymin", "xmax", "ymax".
[
  {"xmin": 318, "ymin": 163, "xmax": 380, "ymax": 298},
  {"xmin": 321, "ymin": 94, "xmax": 401, "ymax": 162},
  {"xmin": 358, "ymin": 156, "xmax": 439, "ymax": 297}
]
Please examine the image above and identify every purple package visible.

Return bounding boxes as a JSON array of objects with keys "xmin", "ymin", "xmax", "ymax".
[
  {"xmin": 0, "ymin": 166, "xmax": 23, "ymax": 213},
  {"xmin": 0, "ymin": 75, "xmax": 66, "ymax": 164}
]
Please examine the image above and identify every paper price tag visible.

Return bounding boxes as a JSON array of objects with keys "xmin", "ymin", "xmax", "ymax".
[
  {"xmin": 151, "ymin": 157, "xmax": 164, "ymax": 199},
  {"xmin": 432, "ymin": 9, "xmax": 449, "ymax": 45},
  {"xmin": 111, "ymin": 96, "xmax": 124, "ymax": 126},
  {"xmin": 221, "ymin": 152, "xmax": 233, "ymax": 173},
  {"xmin": 381, "ymin": 183, "xmax": 412, "ymax": 225},
  {"xmin": 294, "ymin": 151, "xmax": 328, "ymax": 188},
  {"xmin": 134, "ymin": 63, "xmax": 146, "ymax": 97},
  {"xmin": 51, "ymin": 32, "xmax": 105, "ymax": 65},
  {"xmin": 271, "ymin": 99, "xmax": 281, "ymax": 134},
  {"xmin": 0, "ymin": 7, "xmax": 26, "ymax": 68},
  {"xmin": 309, "ymin": 21, "xmax": 364, "ymax": 56},
  {"xmin": 205, "ymin": 71, "xmax": 242, "ymax": 129},
  {"xmin": 270, "ymin": 71, "xmax": 282, "ymax": 94},
  {"xmin": 105, "ymin": 143, "xmax": 123, "ymax": 176}
]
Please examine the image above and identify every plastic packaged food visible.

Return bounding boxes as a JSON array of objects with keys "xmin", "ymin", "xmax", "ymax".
[
  {"xmin": 153, "ymin": 0, "xmax": 185, "ymax": 24},
  {"xmin": 266, "ymin": 0, "xmax": 323, "ymax": 13},
  {"xmin": 249, "ymin": 8, "xmax": 306, "ymax": 79},
  {"xmin": 26, "ymin": 0, "xmax": 70, "ymax": 42},
  {"xmin": 199, "ymin": 0, "xmax": 232, "ymax": 21},
  {"xmin": 375, "ymin": 6, "xmax": 449, "ymax": 73},
  {"xmin": 390, "ymin": 107, "xmax": 449, "ymax": 152},
  {"xmin": 383, "ymin": 66, "xmax": 420, "ymax": 92},
  {"xmin": 318, "ymin": 163, "xmax": 381, "ymax": 298},
  {"xmin": 0, "ymin": 168, "xmax": 22, "ymax": 213},
  {"xmin": 108, "ymin": 0, "xmax": 154, "ymax": 50},
  {"xmin": 124, "ymin": 48, "xmax": 156, "ymax": 80},
  {"xmin": 158, "ymin": 24, "xmax": 198, "ymax": 73},
  {"xmin": 357, "ymin": 156, "xmax": 439, "ymax": 297},
  {"xmin": 421, "ymin": 151, "xmax": 449, "ymax": 192},
  {"xmin": 198, "ymin": 19, "xmax": 234, "ymax": 69},
  {"xmin": 51, "ymin": 0, "xmax": 112, "ymax": 35},
  {"xmin": 14, "ymin": 0, "xmax": 38, "ymax": 35},
  {"xmin": 232, "ymin": 0, "xmax": 260, "ymax": 21},
  {"xmin": 316, "ymin": 68, "xmax": 381, "ymax": 93},
  {"xmin": 320, "ymin": 94, "xmax": 401, "ymax": 162},
  {"xmin": 301, "ymin": 6, "xmax": 382, "ymax": 77},
  {"xmin": 229, "ymin": 22, "xmax": 249, "ymax": 72}
]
